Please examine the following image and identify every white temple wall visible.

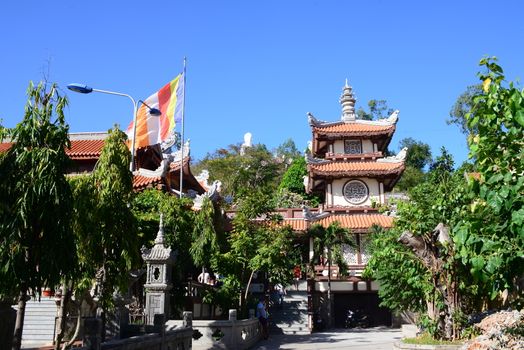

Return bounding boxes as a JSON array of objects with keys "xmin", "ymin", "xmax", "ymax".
[
  {"xmin": 333, "ymin": 139, "xmax": 374, "ymax": 154},
  {"xmin": 331, "ymin": 178, "xmax": 380, "ymax": 207}
]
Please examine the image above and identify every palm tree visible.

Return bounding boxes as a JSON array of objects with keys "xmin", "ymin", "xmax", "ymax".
[{"xmin": 309, "ymin": 222, "xmax": 353, "ymax": 328}]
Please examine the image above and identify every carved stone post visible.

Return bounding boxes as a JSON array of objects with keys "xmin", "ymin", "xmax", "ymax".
[
  {"xmin": 183, "ymin": 311, "xmax": 193, "ymax": 328},
  {"xmin": 141, "ymin": 215, "xmax": 176, "ymax": 325}
]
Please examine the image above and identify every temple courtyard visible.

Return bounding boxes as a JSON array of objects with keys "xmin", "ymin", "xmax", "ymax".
[{"xmin": 251, "ymin": 327, "xmax": 402, "ymax": 350}]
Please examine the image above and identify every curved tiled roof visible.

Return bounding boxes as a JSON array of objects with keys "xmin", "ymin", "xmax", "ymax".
[
  {"xmin": 281, "ymin": 219, "xmax": 308, "ymax": 231},
  {"xmin": 281, "ymin": 213, "xmax": 394, "ymax": 232},
  {"xmin": 133, "ymin": 174, "xmax": 163, "ymax": 191},
  {"xmin": 308, "ymin": 160, "xmax": 404, "ymax": 177},
  {"xmin": 313, "ymin": 123, "xmax": 395, "ymax": 137}
]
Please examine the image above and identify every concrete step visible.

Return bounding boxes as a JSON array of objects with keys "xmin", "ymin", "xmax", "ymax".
[{"xmin": 269, "ymin": 291, "xmax": 310, "ymax": 335}]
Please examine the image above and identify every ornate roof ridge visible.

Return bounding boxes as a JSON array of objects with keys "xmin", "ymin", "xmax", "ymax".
[
  {"xmin": 305, "ymin": 153, "xmax": 330, "ymax": 165},
  {"xmin": 309, "ymin": 109, "xmax": 399, "ymax": 129},
  {"xmin": 376, "ymin": 147, "xmax": 408, "ymax": 163},
  {"xmin": 69, "ymin": 132, "xmax": 109, "ymax": 140},
  {"xmin": 135, "ymin": 159, "xmax": 170, "ymax": 178},
  {"xmin": 307, "ymin": 112, "xmax": 343, "ymax": 128},
  {"xmin": 302, "ymin": 205, "xmax": 330, "ymax": 222}
]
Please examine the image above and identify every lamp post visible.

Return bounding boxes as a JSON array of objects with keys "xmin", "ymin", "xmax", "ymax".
[{"xmin": 67, "ymin": 83, "xmax": 161, "ymax": 171}]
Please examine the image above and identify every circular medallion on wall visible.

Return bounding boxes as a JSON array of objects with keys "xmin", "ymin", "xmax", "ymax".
[{"xmin": 343, "ymin": 179, "xmax": 369, "ymax": 205}]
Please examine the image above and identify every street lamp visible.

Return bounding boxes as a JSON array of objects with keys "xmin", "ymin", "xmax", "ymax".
[{"xmin": 67, "ymin": 83, "xmax": 161, "ymax": 171}]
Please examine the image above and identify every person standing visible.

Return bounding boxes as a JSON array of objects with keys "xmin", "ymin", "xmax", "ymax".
[{"xmin": 256, "ymin": 296, "xmax": 269, "ymax": 339}]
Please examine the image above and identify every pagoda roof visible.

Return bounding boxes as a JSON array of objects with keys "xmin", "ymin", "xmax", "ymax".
[
  {"xmin": 310, "ymin": 119, "xmax": 396, "ymax": 138},
  {"xmin": 306, "ymin": 151, "xmax": 405, "ymax": 178}
]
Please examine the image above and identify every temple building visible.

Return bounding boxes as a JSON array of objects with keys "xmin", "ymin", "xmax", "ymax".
[
  {"xmin": 0, "ymin": 132, "xmax": 206, "ymax": 195},
  {"xmin": 280, "ymin": 80, "xmax": 406, "ymax": 328}
]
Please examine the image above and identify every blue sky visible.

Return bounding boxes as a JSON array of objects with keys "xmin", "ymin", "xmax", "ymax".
[{"xmin": 1, "ymin": 1, "xmax": 523, "ymax": 165}]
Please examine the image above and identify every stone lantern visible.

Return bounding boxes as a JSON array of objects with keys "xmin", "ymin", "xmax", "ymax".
[{"xmin": 141, "ymin": 215, "xmax": 176, "ymax": 325}]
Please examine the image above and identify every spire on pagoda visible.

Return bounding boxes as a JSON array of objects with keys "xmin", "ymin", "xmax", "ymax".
[{"xmin": 340, "ymin": 79, "xmax": 357, "ymax": 123}]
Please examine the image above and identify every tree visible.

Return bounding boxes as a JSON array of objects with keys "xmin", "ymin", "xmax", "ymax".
[
  {"xmin": 447, "ymin": 84, "xmax": 483, "ymax": 136},
  {"xmin": 394, "ymin": 138, "xmax": 432, "ymax": 192},
  {"xmin": 399, "ymin": 137, "xmax": 432, "ymax": 171},
  {"xmin": 429, "ymin": 147, "xmax": 454, "ymax": 173},
  {"xmin": 0, "ymin": 82, "xmax": 75, "ymax": 350},
  {"xmin": 309, "ymin": 222, "xmax": 353, "ymax": 328},
  {"xmin": 193, "ymin": 144, "xmax": 281, "ymax": 202},
  {"xmin": 455, "ymin": 57, "xmax": 524, "ymax": 305},
  {"xmin": 274, "ymin": 138, "xmax": 301, "ymax": 163},
  {"xmin": 276, "ymin": 156, "xmax": 320, "ymax": 207},
  {"xmin": 212, "ymin": 193, "xmax": 298, "ymax": 316},
  {"xmin": 366, "ymin": 161, "xmax": 474, "ymax": 340},
  {"xmin": 357, "ymin": 99, "xmax": 394, "ymax": 120}
]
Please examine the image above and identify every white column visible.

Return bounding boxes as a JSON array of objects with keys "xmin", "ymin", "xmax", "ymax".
[
  {"xmin": 309, "ymin": 236, "xmax": 314, "ymax": 261},
  {"xmin": 379, "ymin": 182, "xmax": 385, "ymax": 204}
]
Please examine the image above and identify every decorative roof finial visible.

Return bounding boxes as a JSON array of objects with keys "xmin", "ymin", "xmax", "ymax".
[
  {"xmin": 154, "ymin": 213, "xmax": 165, "ymax": 245},
  {"xmin": 340, "ymin": 79, "xmax": 356, "ymax": 122}
]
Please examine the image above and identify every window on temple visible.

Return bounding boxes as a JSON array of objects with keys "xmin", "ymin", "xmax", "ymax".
[
  {"xmin": 343, "ymin": 180, "xmax": 369, "ymax": 204},
  {"xmin": 344, "ymin": 140, "xmax": 362, "ymax": 154}
]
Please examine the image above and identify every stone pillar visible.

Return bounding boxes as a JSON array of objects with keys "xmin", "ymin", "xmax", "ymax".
[
  {"xmin": 183, "ymin": 311, "xmax": 193, "ymax": 328},
  {"xmin": 228, "ymin": 309, "xmax": 237, "ymax": 321},
  {"xmin": 83, "ymin": 317, "xmax": 102, "ymax": 350},
  {"xmin": 141, "ymin": 215, "xmax": 176, "ymax": 325}
]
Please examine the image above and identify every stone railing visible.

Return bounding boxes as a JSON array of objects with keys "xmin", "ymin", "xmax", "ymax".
[
  {"xmin": 167, "ymin": 309, "xmax": 261, "ymax": 350},
  {"xmin": 80, "ymin": 314, "xmax": 193, "ymax": 350}
]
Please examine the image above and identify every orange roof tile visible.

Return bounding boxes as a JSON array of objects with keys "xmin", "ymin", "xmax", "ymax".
[
  {"xmin": 67, "ymin": 140, "xmax": 105, "ymax": 159},
  {"xmin": 281, "ymin": 219, "xmax": 308, "ymax": 231},
  {"xmin": 0, "ymin": 140, "xmax": 105, "ymax": 160},
  {"xmin": 0, "ymin": 142, "xmax": 12, "ymax": 152},
  {"xmin": 133, "ymin": 174, "xmax": 162, "ymax": 191},
  {"xmin": 309, "ymin": 161, "xmax": 404, "ymax": 176},
  {"xmin": 280, "ymin": 213, "xmax": 394, "ymax": 232},
  {"xmin": 314, "ymin": 123, "xmax": 395, "ymax": 136},
  {"xmin": 317, "ymin": 213, "xmax": 394, "ymax": 230}
]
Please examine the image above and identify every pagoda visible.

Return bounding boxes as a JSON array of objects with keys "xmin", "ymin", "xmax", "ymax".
[{"xmin": 288, "ymin": 80, "xmax": 406, "ymax": 328}]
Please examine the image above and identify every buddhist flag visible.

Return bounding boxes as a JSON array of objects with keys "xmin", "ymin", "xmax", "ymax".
[{"xmin": 127, "ymin": 72, "xmax": 184, "ymax": 149}]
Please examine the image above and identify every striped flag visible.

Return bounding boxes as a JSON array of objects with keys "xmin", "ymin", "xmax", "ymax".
[{"xmin": 127, "ymin": 72, "xmax": 184, "ymax": 149}]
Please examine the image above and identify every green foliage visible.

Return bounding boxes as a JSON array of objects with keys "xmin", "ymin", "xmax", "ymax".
[
  {"xmin": 274, "ymin": 138, "xmax": 301, "ymax": 162},
  {"xmin": 0, "ymin": 82, "xmax": 75, "ymax": 299},
  {"xmin": 429, "ymin": 147, "xmax": 455, "ymax": 173},
  {"xmin": 456, "ymin": 57, "xmax": 524, "ymax": 301},
  {"xmin": 193, "ymin": 144, "xmax": 280, "ymax": 203},
  {"xmin": 403, "ymin": 332, "xmax": 464, "ymax": 345},
  {"xmin": 364, "ymin": 225, "xmax": 429, "ymax": 313},
  {"xmin": 394, "ymin": 165, "xmax": 425, "ymax": 192},
  {"xmin": 367, "ymin": 57, "xmax": 524, "ymax": 341},
  {"xmin": 277, "ymin": 156, "xmax": 320, "ymax": 207},
  {"xmin": 191, "ymin": 197, "xmax": 219, "ymax": 268},
  {"xmin": 85, "ymin": 126, "xmax": 140, "ymax": 308},
  {"xmin": 211, "ymin": 185, "xmax": 299, "ymax": 314},
  {"xmin": 309, "ymin": 222, "xmax": 353, "ymax": 276},
  {"xmin": 447, "ymin": 84, "xmax": 483, "ymax": 136},
  {"xmin": 399, "ymin": 137, "xmax": 432, "ymax": 171},
  {"xmin": 357, "ymin": 99, "xmax": 393, "ymax": 120}
]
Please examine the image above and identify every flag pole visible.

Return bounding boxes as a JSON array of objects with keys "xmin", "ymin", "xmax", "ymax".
[{"xmin": 179, "ymin": 57, "xmax": 187, "ymax": 198}]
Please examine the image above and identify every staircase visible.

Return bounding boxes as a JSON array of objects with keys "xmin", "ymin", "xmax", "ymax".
[
  {"xmin": 16, "ymin": 297, "xmax": 56, "ymax": 348},
  {"xmin": 269, "ymin": 290, "xmax": 310, "ymax": 335}
]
